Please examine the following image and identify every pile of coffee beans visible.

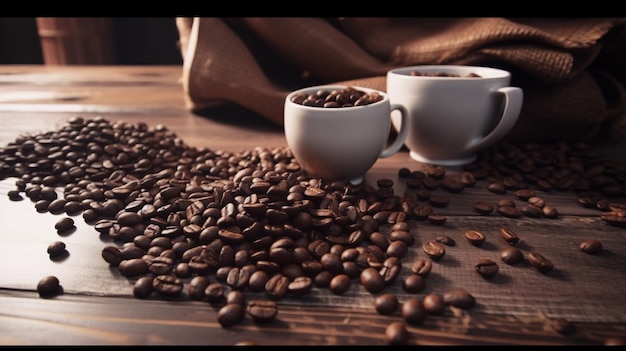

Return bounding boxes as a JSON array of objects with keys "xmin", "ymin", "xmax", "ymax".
[
  {"xmin": 290, "ymin": 86, "xmax": 383, "ymax": 108},
  {"xmin": 1, "ymin": 116, "xmax": 625, "ymax": 345},
  {"xmin": 409, "ymin": 70, "xmax": 482, "ymax": 78}
]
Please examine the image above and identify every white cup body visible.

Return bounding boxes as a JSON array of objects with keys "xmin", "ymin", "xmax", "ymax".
[
  {"xmin": 387, "ymin": 65, "xmax": 523, "ymax": 166},
  {"xmin": 284, "ymin": 85, "xmax": 408, "ymax": 184}
]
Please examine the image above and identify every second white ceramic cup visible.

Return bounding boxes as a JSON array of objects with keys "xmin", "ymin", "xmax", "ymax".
[
  {"xmin": 387, "ymin": 65, "xmax": 523, "ymax": 166},
  {"xmin": 284, "ymin": 85, "xmax": 409, "ymax": 185}
]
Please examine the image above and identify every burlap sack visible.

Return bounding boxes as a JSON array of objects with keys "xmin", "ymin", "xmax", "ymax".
[{"xmin": 176, "ymin": 17, "xmax": 626, "ymax": 142}]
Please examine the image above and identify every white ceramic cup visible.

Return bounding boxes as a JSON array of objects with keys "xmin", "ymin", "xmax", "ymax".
[
  {"xmin": 284, "ymin": 85, "xmax": 409, "ymax": 185},
  {"xmin": 387, "ymin": 65, "xmax": 523, "ymax": 166}
]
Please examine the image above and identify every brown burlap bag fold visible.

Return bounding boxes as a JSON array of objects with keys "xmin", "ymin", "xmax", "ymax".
[{"xmin": 176, "ymin": 17, "xmax": 626, "ymax": 142}]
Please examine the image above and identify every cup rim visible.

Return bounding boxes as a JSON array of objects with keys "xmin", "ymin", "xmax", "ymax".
[
  {"xmin": 286, "ymin": 85, "xmax": 388, "ymax": 110},
  {"xmin": 387, "ymin": 65, "xmax": 511, "ymax": 80}
]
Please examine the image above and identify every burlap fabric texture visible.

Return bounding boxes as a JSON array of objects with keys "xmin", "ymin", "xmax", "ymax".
[{"xmin": 176, "ymin": 17, "xmax": 626, "ymax": 142}]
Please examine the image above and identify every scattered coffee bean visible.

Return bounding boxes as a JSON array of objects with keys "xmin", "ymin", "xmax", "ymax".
[
  {"xmin": 422, "ymin": 240, "xmax": 446, "ymax": 260},
  {"xmin": 500, "ymin": 247, "xmax": 525, "ymax": 265},
  {"xmin": 527, "ymin": 252, "xmax": 554, "ymax": 274},
  {"xmin": 54, "ymin": 217, "xmax": 75, "ymax": 233},
  {"xmin": 474, "ymin": 258, "xmax": 499, "ymax": 278},
  {"xmin": 473, "ymin": 202, "xmax": 494, "ymax": 215},
  {"xmin": 427, "ymin": 213, "xmax": 447, "ymax": 225},
  {"xmin": 410, "ymin": 258, "xmax": 433, "ymax": 278},
  {"xmin": 246, "ymin": 300, "xmax": 278, "ymax": 323},
  {"xmin": 542, "ymin": 205, "xmax": 559, "ymax": 219},
  {"xmin": 401, "ymin": 297, "xmax": 426, "ymax": 325},
  {"xmin": 217, "ymin": 303, "xmax": 246, "ymax": 328},
  {"xmin": 133, "ymin": 276, "xmax": 154, "ymax": 299},
  {"xmin": 385, "ymin": 321, "xmax": 409, "ymax": 345},
  {"xmin": 579, "ymin": 239, "xmax": 603, "ymax": 254},
  {"xmin": 374, "ymin": 293, "xmax": 399, "ymax": 315},
  {"xmin": 422, "ymin": 293, "xmax": 445, "ymax": 315},
  {"xmin": 152, "ymin": 274, "xmax": 183, "ymax": 296},
  {"xmin": 329, "ymin": 274, "xmax": 351, "ymax": 295},
  {"xmin": 443, "ymin": 288, "xmax": 475, "ymax": 309},
  {"xmin": 403, "ymin": 274, "xmax": 426, "ymax": 293},
  {"xmin": 601, "ymin": 211, "xmax": 626, "ymax": 227},
  {"xmin": 464, "ymin": 230, "xmax": 486, "ymax": 246},
  {"xmin": 37, "ymin": 275, "xmax": 61, "ymax": 297},
  {"xmin": 47, "ymin": 241, "xmax": 66, "ymax": 257},
  {"xmin": 499, "ymin": 227, "xmax": 520, "ymax": 245}
]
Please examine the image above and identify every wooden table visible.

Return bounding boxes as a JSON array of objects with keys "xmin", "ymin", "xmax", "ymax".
[{"xmin": 0, "ymin": 65, "xmax": 625, "ymax": 346}]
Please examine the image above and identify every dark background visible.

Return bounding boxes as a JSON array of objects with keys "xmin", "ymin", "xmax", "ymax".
[{"xmin": 0, "ymin": 17, "xmax": 182, "ymax": 65}]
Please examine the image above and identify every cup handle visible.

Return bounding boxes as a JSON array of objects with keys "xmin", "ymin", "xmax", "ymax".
[
  {"xmin": 380, "ymin": 104, "xmax": 410, "ymax": 158},
  {"xmin": 465, "ymin": 87, "xmax": 523, "ymax": 154}
]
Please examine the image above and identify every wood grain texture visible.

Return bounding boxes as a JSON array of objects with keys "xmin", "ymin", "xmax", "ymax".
[{"xmin": 0, "ymin": 65, "xmax": 625, "ymax": 346}]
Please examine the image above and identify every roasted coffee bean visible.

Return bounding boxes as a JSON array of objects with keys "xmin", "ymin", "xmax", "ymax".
[
  {"xmin": 422, "ymin": 240, "xmax": 446, "ymax": 260},
  {"xmin": 497, "ymin": 205, "xmax": 522, "ymax": 218},
  {"xmin": 389, "ymin": 230, "xmax": 414, "ymax": 246},
  {"xmin": 360, "ymin": 267, "xmax": 384, "ymax": 293},
  {"xmin": 527, "ymin": 196, "xmax": 545, "ymax": 209},
  {"xmin": 403, "ymin": 274, "xmax": 426, "ymax": 293},
  {"xmin": 464, "ymin": 230, "xmax": 486, "ymax": 246},
  {"xmin": 515, "ymin": 189, "xmax": 535, "ymax": 200},
  {"xmin": 329, "ymin": 274, "xmax": 351, "ymax": 294},
  {"xmin": 579, "ymin": 239, "xmax": 603, "ymax": 254},
  {"xmin": 133, "ymin": 276, "xmax": 154, "ymax": 299},
  {"xmin": 148, "ymin": 256, "xmax": 174, "ymax": 275},
  {"xmin": 188, "ymin": 276, "xmax": 210, "ymax": 299},
  {"xmin": 435, "ymin": 234, "xmax": 455, "ymax": 246},
  {"xmin": 386, "ymin": 240, "xmax": 408, "ymax": 258},
  {"xmin": 422, "ymin": 293, "xmax": 445, "ymax": 315},
  {"xmin": 119, "ymin": 258, "xmax": 149, "ymax": 277},
  {"xmin": 287, "ymin": 276, "xmax": 313, "ymax": 295},
  {"xmin": 487, "ymin": 182, "xmax": 507, "ymax": 194},
  {"xmin": 542, "ymin": 205, "xmax": 559, "ymax": 219},
  {"xmin": 413, "ymin": 205, "xmax": 433, "ymax": 219},
  {"xmin": 601, "ymin": 211, "xmax": 626, "ymax": 227},
  {"xmin": 291, "ymin": 87, "xmax": 383, "ymax": 108},
  {"xmin": 37, "ymin": 275, "xmax": 61, "ymax": 297},
  {"xmin": 217, "ymin": 303, "xmax": 246, "ymax": 328},
  {"xmin": 205, "ymin": 282, "xmax": 226, "ymax": 303},
  {"xmin": 226, "ymin": 290, "xmax": 246, "ymax": 306},
  {"xmin": 475, "ymin": 258, "xmax": 499, "ymax": 278},
  {"xmin": 385, "ymin": 321, "xmax": 409, "ymax": 345},
  {"xmin": 47, "ymin": 241, "xmax": 66, "ymax": 257},
  {"xmin": 527, "ymin": 252, "xmax": 554, "ymax": 274},
  {"xmin": 401, "ymin": 297, "xmax": 426, "ymax": 325},
  {"xmin": 473, "ymin": 201, "xmax": 494, "ymax": 215},
  {"xmin": 374, "ymin": 293, "xmax": 399, "ymax": 315},
  {"xmin": 500, "ymin": 246, "xmax": 525, "ymax": 265},
  {"xmin": 313, "ymin": 270, "xmax": 333, "ymax": 288},
  {"xmin": 427, "ymin": 213, "xmax": 447, "ymax": 225},
  {"xmin": 521, "ymin": 205, "xmax": 543, "ymax": 218},
  {"xmin": 265, "ymin": 273, "xmax": 289, "ymax": 298},
  {"xmin": 101, "ymin": 246, "xmax": 122, "ymax": 266},
  {"xmin": 54, "ymin": 217, "xmax": 75, "ymax": 233},
  {"xmin": 410, "ymin": 258, "xmax": 433, "ymax": 277},
  {"xmin": 152, "ymin": 274, "xmax": 183, "ymax": 296},
  {"xmin": 499, "ymin": 227, "xmax": 520, "ymax": 245},
  {"xmin": 443, "ymin": 288, "xmax": 475, "ymax": 309},
  {"xmin": 246, "ymin": 300, "xmax": 278, "ymax": 323}
]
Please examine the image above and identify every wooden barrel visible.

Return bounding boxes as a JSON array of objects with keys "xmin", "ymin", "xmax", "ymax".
[{"xmin": 36, "ymin": 17, "xmax": 116, "ymax": 65}]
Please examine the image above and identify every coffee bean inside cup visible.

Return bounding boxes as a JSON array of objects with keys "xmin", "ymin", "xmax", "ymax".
[{"xmin": 290, "ymin": 86, "xmax": 383, "ymax": 108}]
